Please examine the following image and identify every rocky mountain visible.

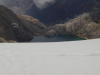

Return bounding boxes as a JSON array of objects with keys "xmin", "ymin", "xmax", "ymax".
[
  {"xmin": 0, "ymin": 5, "xmax": 47, "ymax": 42},
  {"xmin": 28, "ymin": 0, "xmax": 95, "ymax": 24},
  {"xmin": 0, "ymin": 0, "xmax": 95, "ymax": 24},
  {"xmin": 0, "ymin": 0, "xmax": 100, "ymax": 43},
  {"xmin": 44, "ymin": 0, "xmax": 100, "ymax": 39},
  {"xmin": 46, "ymin": 13, "xmax": 100, "ymax": 39}
]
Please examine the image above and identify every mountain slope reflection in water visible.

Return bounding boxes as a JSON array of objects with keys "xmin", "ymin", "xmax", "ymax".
[{"xmin": 32, "ymin": 35, "xmax": 85, "ymax": 42}]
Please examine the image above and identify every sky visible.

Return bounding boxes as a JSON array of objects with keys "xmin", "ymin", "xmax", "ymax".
[
  {"xmin": 0, "ymin": 0, "xmax": 55, "ymax": 9},
  {"xmin": 33, "ymin": 0, "xmax": 55, "ymax": 9}
]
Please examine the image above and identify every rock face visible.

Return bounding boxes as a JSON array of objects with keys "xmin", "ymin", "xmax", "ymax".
[
  {"xmin": 0, "ymin": 37, "xmax": 16, "ymax": 43},
  {"xmin": 46, "ymin": 13, "xmax": 100, "ymax": 39},
  {"xmin": 0, "ymin": 5, "xmax": 47, "ymax": 42}
]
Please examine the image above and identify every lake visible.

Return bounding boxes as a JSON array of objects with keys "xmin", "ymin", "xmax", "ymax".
[{"xmin": 32, "ymin": 35, "xmax": 85, "ymax": 42}]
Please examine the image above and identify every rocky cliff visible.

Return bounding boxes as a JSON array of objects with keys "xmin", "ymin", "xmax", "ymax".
[
  {"xmin": 0, "ymin": 5, "xmax": 47, "ymax": 42},
  {"xmin": 0, "ymin": 1, "xmax": 100, "ymax": 43},
  {"xmin": 46, "ymin": 13, "xmax": 100, "ymax": 39}
]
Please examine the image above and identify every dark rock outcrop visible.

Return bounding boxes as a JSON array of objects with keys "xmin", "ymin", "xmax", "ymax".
[
  {"xmin": 0, "ymin": 5, "xmax": 33, "ymax": 42},
  {"xmin": 18, "ymin": 15, "xmax": 47, "ymax": 36},
  {"xmin": 0, "ymin": 5, "xmax": 47, "ymax": 42},
  {"xmin": 0, "ymin": 37, "xmax": 16, "ymax": 43}
]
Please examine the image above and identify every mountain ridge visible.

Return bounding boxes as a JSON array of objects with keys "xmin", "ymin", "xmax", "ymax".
[{"xmin": 0, "ymin": 5, "xmax": 47, "ymax": 42}]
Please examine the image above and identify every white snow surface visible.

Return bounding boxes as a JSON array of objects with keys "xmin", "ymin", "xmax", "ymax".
[{"xmin": 0, "ymin": 39, "xmax": 100, "ymax": 75}]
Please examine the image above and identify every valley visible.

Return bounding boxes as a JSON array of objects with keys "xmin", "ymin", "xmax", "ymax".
[{"xmin": 0, "ymin": 0, "xmax": 100, "ymax": 42}]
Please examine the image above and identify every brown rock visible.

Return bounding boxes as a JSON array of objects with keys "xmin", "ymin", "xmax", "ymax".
[
  {"xmin": 0, "ymin": 5, "xmax": 35, "ymax": 42},
  {"xmin": 48, "ymin": 13, "xmax": 100, "ymax": 39},
  {"xmin": 18, "ymin": 15, "xmax": 47, "ymax": 36},
  {"xmin": 0, "ymin": 5, "xmax": 47, "ymax": 42}
]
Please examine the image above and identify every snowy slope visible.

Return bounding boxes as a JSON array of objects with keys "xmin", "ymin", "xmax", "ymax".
[{"xmin": 0, "ymin": 39, "xmax": 100, "ymax": 75}]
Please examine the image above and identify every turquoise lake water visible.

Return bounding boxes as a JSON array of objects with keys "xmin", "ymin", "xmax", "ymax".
[{"xmin": 32, "ymin": 35, "xmax": 85, "ymax": 42}]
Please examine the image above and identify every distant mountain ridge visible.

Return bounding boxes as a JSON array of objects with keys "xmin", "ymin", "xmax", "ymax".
[
  {"xmin": 27, "ymin": 0, "xmax": 95, "ymax": 24},
  {"xmin": 0, "ymin": 0, "xmax": 95, "ymax": 24},
  {"xmin": 0, "ymin": 0, "xmax": 100, "ymax": 42},
  {"xmin": 46, "ymin": 13, "xmax": 100, "ymax": 39},
  {"xmin": 0, "ymin": 5, "xmax": 47, "ymax": 42}
]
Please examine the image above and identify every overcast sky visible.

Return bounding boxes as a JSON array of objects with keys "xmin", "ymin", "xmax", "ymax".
[
  {"xmin": 33, "ymin": 0, "xmax": 55, "ymax": 9},
  {"xmin": 0, "ymin": 0, "xmax": 56, "ymax": 9}
]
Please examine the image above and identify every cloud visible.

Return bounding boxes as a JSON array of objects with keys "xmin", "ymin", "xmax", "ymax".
[
  {"xmin": 33, "ymin": 0, "xmax": 55, "ymax": 9},
  {"xmin": 0, "ymin": 0, "xmax": 55, "ymax": 9},
  {"xmin": 0, "ymin": 0, "xmax": 55, "ymax": 10},
  {"xmin": 0, "ymin": 0, "xmax": 9, "ymax": 7},
  {"xmin": 0, "ymin": 0, "xmax": 5, "ymax": 5}
]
